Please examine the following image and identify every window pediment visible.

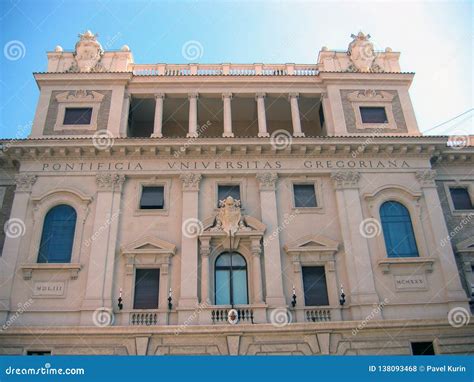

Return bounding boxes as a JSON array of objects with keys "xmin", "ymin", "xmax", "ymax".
[
  {"xmin": 121, "ymin": 235, "xmax": 176, "ymax": 256},
  {"xmin": 121, "ymin": 235, "xmax": 176, "ymax": 276},
  {"xmin": 284, "ymin": 234, "xmax": 339, "ymax": 258}
]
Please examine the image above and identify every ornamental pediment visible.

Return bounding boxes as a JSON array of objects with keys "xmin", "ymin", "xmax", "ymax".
[
  {"xmin": 121, "ymin": 235, "xmax": 176, "ymax": 255},
  {"xmin": 284, "ymin": 234, "xmax": 339, "ymax": 256}
]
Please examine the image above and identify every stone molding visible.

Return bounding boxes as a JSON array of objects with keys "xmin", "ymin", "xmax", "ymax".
[
  {"xmin": 256, "ymin": 173, "xmax": 278, "ymax": 191},
  {"xmin": 180, "ymin": 173, "xmax": 202, "ymax": 191},
  {"xmin": 415, "ymin": 170, "xmax": 437, "ymax": 188},
  {"xmin": 14, "ymin": 174, "xmax": 37, "ymax": 192},
  {"xmin": 330, "ymin": 171, "xmax": 360, "ymax": 189},
  {"xmin": 96, "ymin": 173, "xmax": 126, "ymax": 191}
]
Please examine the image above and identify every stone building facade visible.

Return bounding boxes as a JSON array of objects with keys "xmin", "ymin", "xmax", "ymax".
[{"xmin": 0, "ymin": 31, "xmax": 473, "ymax": 355}]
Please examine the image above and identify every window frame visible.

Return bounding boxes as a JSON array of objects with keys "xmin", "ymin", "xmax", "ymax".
[
  {"xmin": 301, "ymin": 265, "xmax": 330, "ymax": 307},
  {"xmin": 379, "ymin": 200, "xmax": 420, "ymax": 258},
  {"xmin": 293, "ymin": 183, "xmax": 318, "ymax": 209},
  {"xmin": 63, "ymin": 107, "xmax": 93, "ymax": 125},
  {"xmin": 214, "ymin": 252, "xmax": 249, "ymax": 306},
  {"xmin": 217, "ymin": 184, "xmax": 242, "ymax": 207},
  {"xmin": 29, "ymin": 189, "xmax": 92, "ymax": 266},
  {"xmin": 213, "ymin": 178, "xmax": 246, "ymax": 212},
  {"xmin": 444, "ymin": 182, "xmax": 474, "ymax": 215},
  {"xmin": 53, "ymin": 90, "xmax": 104, "ymax": 131},
  {"xmin": 364, "ymin": 186, "xmax": 432, "ymax": 269},
  {"xmin": 359, "ymin": 106, "xmax": 388, "ymax": 124},
  {"xmin": 135, "ymin": 179, "xmax": 170, "ymax": 216},
  {"xmin": 37, "ymin": 204, "xmax": 78, "ymax": 264},
  {"xmin": 347, "ymin": 90, "xmax": 397, "ymax": 130},
  {"xmin": 133, "ymin": 268, "xmax": 160, "ymax": 310},
  {"xmin": 288, "ymin": 177, "xmax": 324, "ymax": 214}
]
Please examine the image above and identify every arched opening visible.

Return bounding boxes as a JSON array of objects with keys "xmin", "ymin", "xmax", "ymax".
[{"xmin": 215, "ymin": 252, "xmax": 248, "ymax": 305}]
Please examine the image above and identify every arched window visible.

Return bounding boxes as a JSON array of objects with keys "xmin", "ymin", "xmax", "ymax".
[
  {"xmin": 380, "ymin": 201, "xmax": 419, "ymax": 258},
  {"xmin": 38, "ymin": 205, "xmax": 77, "ymax": 263},
  {"xmin": 215, "ymin": 252, "xmax": 248, "ymax": 305}
]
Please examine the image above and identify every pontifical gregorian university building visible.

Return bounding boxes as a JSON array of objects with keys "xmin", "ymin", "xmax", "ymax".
[{"xmin": 0, "ymin": 31, "xmax": 473, "ymax": 355}]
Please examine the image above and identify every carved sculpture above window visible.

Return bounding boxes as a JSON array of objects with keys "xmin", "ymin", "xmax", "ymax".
[{"xmin": 210, "ymin": 196, "xmax": 251, "ymax": 236}]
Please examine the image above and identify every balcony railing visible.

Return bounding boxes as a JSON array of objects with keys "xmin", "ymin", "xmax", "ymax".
[
  {"xmin": 131, "ymin": 63, "xmax": 318, "ymax": 76},
  {"xmin": 304, "ymin": 308, "xmax": 332, "ymax": 322},
  {"xmin": 211, "ymin": 307, "xmax": 255, "ymax": 324},
  {"xmin": 129, "ymin": 311, "xmax": 159, "ymax": 326}
]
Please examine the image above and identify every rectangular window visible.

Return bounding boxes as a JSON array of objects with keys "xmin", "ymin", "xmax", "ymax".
[
  {"xmin": 450, "ymin": 188, "xmax": 473, "ymax": 210},
  {"xmin": 302, "ymin": 266, "xmax": 329, "ymax": 306},
  {"xmin": 293, "ymin": 184, "xmax": 317, "ymax": 208},
  {"xmin": 411, "ymin": 342, "xmax": 435, "ymax": 355},
  {"xmin": 140, "ymin": 186, "xmax": 164, "ymax": 209},
  {"xmin": 27, "ymin": 351, "xmax": 51, "ymax": 355},
  {"xmin": 217, "ymin": 185, "xmax": 241, "ymax": 206},
  {"xmin": 63, "ymin": 107, "xmax": 93, "ymax": 125},
  {"xmin": 133, "ymin": 269, "xmax": 160, "ymax": 309},
  {"xmin": 360, "ymin": 107, "xmax": 388, "ymax": 123}
]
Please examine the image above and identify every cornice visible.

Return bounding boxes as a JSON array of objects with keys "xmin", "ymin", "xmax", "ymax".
[{"xmin": 1, "ymin": 137, "xmax": 472, "ymax": 163}]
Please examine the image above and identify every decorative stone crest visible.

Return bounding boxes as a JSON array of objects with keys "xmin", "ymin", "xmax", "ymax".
[
  {"xmin": 15, "ymin": 174, "xmax": 37, "ymax": 192},
  {"xmin": 415, "ymin": 170, "xmax": 437, "ymax": 187},
  {"xmin": 96, "ymin": 173, "xmax": 126, "ymax": 191},
  {"xmin": 180, "ymin": 173, "xmax": 202, "ymax": 191},
  {"xmin": 256, "ymin": 172, "xmax": 278, "ymax": 191},
  {"xmin": 67, "ymin": 30, "xmax": 105, "ymax": 73},
  {"xmin": 347, "ymin": 32, "xmax": 381, "ymax": 73},
  {"xmin": 331, "ymin": 171, "xmax": 360, "ymax": 189},
  {"xmin": 347, "ymin": 89, "xmax": 394, "ymax": 103},
  {"xmin": 210, "ymin": 196, "xmax": 251, "ymax": 236},
  {"xmin": 55, "ymin": 90, "xmax": 104, "ymax": 103}
]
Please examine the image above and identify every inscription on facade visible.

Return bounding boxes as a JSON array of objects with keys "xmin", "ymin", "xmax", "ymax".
[
  {"xmin": 33, "ymin": 282, "xmax": 65, "ymax": 297},
  {"xmin": 38, "ymin": 159, "xmax": 413, "ymax": 172},
  {"xmin": 393, "ymin": 275, "xmax": 427, "ymax": 291}
]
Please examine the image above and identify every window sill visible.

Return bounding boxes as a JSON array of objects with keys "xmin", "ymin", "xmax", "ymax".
[
  {"xmin": 450, "ymin": 209, "xmax": 474, "ymax": 217},
  {"xmin": 133, "ymin": 208, "xmax": 169, "ymax": 217},
  {"xmin": 20, "ymin": 263, "xmax": 81, "ymax": 280},
  {"xmin": 53, "ymin": 123, "xmax": 97, "ymax": 131},
  {"xmin": 291, "ymin": 206, "xmax": 324, "ymax": 214},
  {"xmin": 377, "ymin": 258, "xmax": 435, "ymax": 274}
]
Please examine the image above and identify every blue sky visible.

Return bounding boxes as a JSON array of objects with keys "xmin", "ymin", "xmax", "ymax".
[{"xmin": 0, "ymin": 0, "xmax": 472, "ymax": 138}]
